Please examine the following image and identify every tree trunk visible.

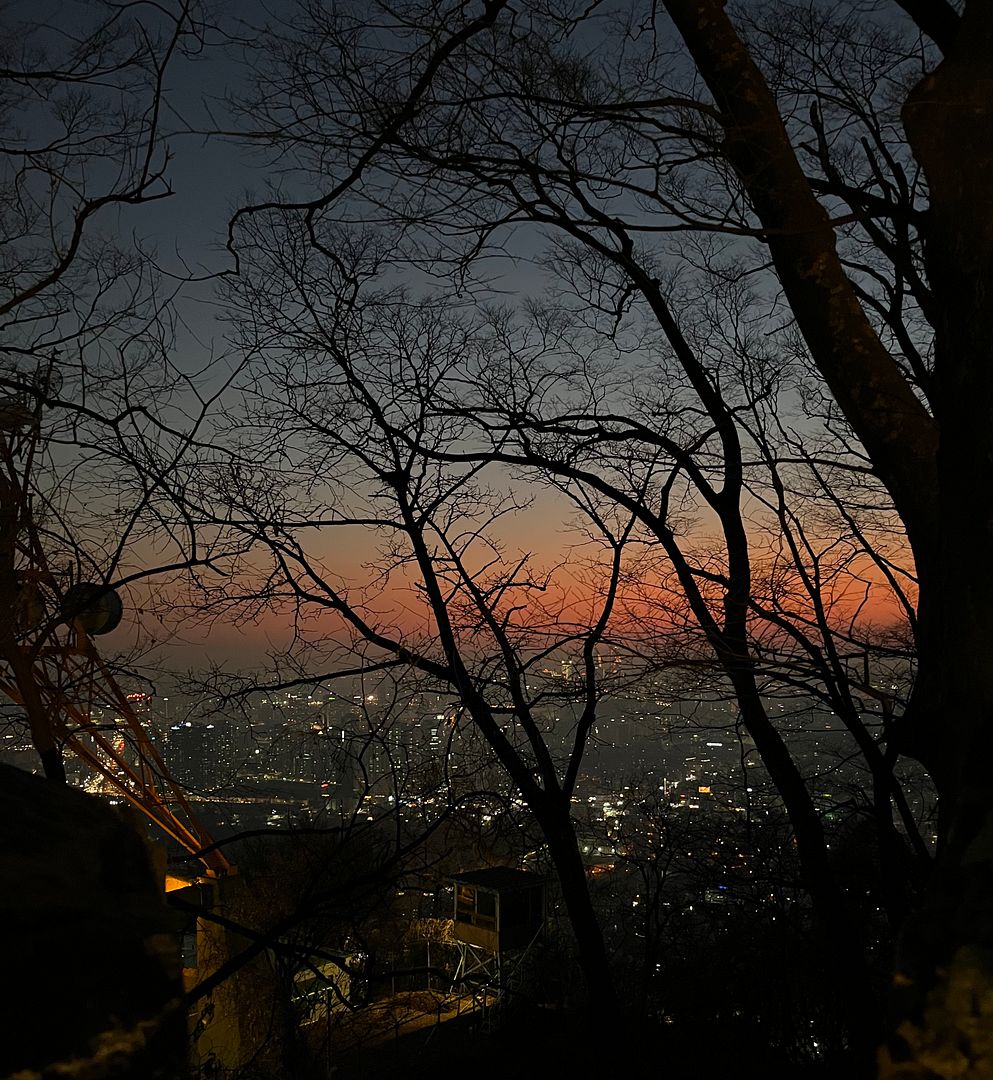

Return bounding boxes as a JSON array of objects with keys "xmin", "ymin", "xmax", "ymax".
[
  {"xmin": 731, "ymin": 671, "xmax": 882, "ymax": 1070},
  {"xmin": 537, "ymin": 801, "xmax": 618, "ymax": 1018},
  {"xmin": 885, "ymin": 7, "xmax": 993, "ymax": 1075}
]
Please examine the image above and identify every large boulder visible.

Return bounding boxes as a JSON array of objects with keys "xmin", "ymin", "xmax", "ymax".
[{"xmin": 0, "ymin": 764, "xmax": 185, "ymax": 1078}]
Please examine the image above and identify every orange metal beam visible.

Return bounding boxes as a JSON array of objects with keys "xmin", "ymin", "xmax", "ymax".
[{"xmin": 1, "ymin": 642, "xmax": 235, "ymax": 878}]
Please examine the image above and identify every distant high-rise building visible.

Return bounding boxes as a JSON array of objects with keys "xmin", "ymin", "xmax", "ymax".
[{"xmin": 166, "ymin": 722, "xmax": 228, "ymax": 792}]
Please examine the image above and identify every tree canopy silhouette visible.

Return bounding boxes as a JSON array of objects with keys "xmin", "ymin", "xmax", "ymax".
[{"xmin": 211, "ymin": 1, "xmax": 993, "ymax": 1072}]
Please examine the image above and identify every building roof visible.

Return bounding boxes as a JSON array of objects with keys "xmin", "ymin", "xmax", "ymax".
[{"xmin": 448, "ymin": 867, "xmax": 545, "ymax": 891}]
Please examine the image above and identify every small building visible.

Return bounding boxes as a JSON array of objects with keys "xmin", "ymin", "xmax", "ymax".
[
  {"xmin": 450, "ymin": 867, "xmax": 545, "ymax": 954},
  {"xmin": 448, "ymin": 867, "xmax": 547, "ymax": 1026}
]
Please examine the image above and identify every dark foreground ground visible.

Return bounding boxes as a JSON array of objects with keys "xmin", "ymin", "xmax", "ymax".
[{"xmin": 320, "ymin": 992, "xmax": 858, "ymax": 1080}]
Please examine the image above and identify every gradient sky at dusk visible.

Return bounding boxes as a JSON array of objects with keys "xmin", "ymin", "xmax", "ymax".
[{"xmin": 57, "ymin": 0, "xmax": 917, "ymax": 673}]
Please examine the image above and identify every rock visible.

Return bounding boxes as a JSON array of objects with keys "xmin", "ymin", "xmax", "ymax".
[{"xmin": 0, "ymin": 764, "xmax": 185, "ymax": 1079}]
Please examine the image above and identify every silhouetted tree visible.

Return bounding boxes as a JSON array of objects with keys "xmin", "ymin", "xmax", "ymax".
[
  {"xmin": 214, "ymin": 1, "xmax": 992, "ymax": 1071},
  {"xmin": 175, "ymin": 241, "xmax": 662, "ymax": 1015},
  {"xmin": 0, "ymin": 0, "xmax": 237, "ymax": 786}
]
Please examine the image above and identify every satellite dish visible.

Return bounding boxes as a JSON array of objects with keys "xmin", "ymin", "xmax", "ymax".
[
  {"xmin": 60, "ymin": 582, "xmax": 123, "ymax": 636},
  {"xmin": 32, "ymin": 363, "xmax": 63, "ymax": 400}
]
